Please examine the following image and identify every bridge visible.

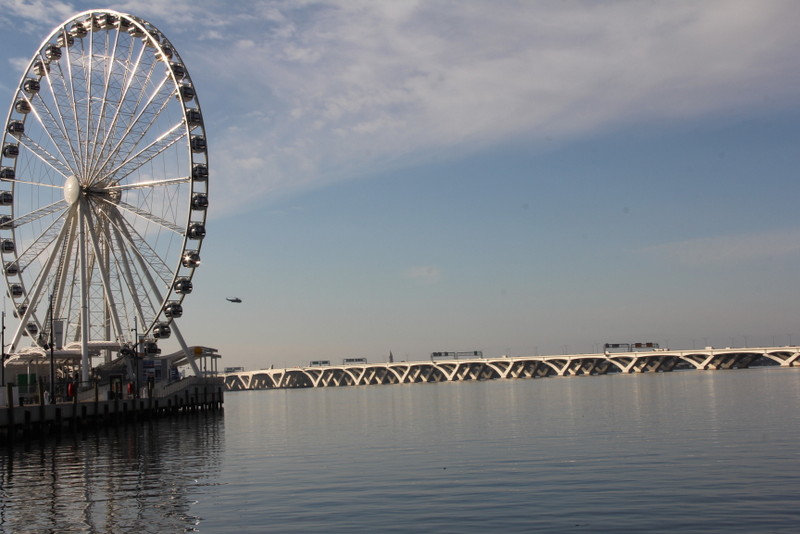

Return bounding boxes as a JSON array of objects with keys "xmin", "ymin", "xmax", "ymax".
[{"xmin": 222, "ymin": 346, "xmax": 800, "ymax": 391}]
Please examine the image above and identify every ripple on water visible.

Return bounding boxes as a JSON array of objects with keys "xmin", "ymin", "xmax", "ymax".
[{"xmin": 2, "ymin": 369, "xmax": 800, "ymax": 533}]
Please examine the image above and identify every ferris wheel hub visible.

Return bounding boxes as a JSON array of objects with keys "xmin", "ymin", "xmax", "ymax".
[{"xmin": 64, "ymin": 175, "xmax": 81, "ymax": 205}]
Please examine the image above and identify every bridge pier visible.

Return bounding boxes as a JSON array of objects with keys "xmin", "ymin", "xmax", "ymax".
[{"xmin": 763, "ymin": 351, "xmax": 800, "ymax": 367}]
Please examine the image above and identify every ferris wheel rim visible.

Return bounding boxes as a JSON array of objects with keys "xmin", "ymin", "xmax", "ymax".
[{"xmin": 0, "ymin": 9, "xmax": 208, "ymax": 354}]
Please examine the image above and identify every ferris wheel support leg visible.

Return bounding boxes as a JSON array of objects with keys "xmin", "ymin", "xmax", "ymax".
[
  {"xmin": 83, "ymin": 207, "xmax": 125, "ymax": 346},
  {"xmin": 109, "ymin": 224, "xmax": 147, "ymax": 334},
  {"xmin": 78, "ymin": 202, "xmax": 90, "ymax": 383},
  {"xmin": 109, "ymin": 213, "xmax": 202, "ymax": 377},
  {"xmin": 54, "ymin": 222, "xmax": 78, "ymax": 342},
  {"xmin": 169, "ymin": 320, "xmax": 201, "ymax": 377},
  {"xmin": 6, "ymin": 210, "xmax": 73, "ymax": 354}
]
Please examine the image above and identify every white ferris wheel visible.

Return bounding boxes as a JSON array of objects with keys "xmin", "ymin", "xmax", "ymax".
[{"xmin": 0, "ymin": 10, "xmax": 207, "ymax": 379}]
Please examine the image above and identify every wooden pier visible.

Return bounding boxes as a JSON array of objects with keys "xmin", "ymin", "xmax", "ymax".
[{"xmin": 0, "ymin": 376, "xmax": 223, "ymax": 444}]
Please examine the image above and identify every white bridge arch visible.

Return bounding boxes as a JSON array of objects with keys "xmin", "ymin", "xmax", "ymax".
[{"xmin": 223, "ymin": 346, "xmax": 800, "ymax": 391}]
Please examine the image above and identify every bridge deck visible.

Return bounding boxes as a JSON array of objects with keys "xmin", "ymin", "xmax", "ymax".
[{"xmin": 223, "ymin": 346, "xmax": 800, "ymax": 391}]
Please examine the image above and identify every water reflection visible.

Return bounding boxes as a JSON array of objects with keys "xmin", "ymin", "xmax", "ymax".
[
  {"xmin": 4, "ymin": 370, "xmax": 800, "ymax": 532},
  {"xmin": 0, "ymin": 412, "xmax": 224, "ymax": 533},
  {"xmin": 198, "ymin": 369, "xmax": 800, "ymax": 533}
]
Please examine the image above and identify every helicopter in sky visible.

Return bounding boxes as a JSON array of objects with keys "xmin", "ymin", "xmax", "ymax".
[{"xmin": 226, "ymin": 297, "xmax": 242, "ymax": 303}]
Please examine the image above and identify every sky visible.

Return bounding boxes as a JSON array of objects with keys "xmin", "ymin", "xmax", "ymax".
[{"xmin": 1, "ymin": 0, "xmax": 800, "ymax": 370}]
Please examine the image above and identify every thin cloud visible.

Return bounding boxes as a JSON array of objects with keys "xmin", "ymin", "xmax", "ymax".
[
  {"xmin": 8, "ymin": 57, "xmax": 29, "ymax": 74},
  {"xmin": 4, "ymin": 1, "xmax": 800, "ymax": 216},
  {"xmin": 0, "ymin": 0, "xmax": 76, "ymax": 27},
  {"xmin": 406, "ymin": 266, "xmax": 441, "ymax": 285},
  {"xmin": 643, "ymin": 227, "xmax": 800, "ymax": 266},
  {"xmin": 194, "ymin": 0, "xmax": 800, "ymax": 215}
]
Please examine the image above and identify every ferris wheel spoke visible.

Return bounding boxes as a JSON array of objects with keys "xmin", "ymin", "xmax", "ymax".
[
  {"xmin": 86, "ymin": 27, "xmax": 126, "ymax": 177},
  {"xmin": 0, "ymin": 177, "xmax": 64, "ymax": 190},
  {"xmin": 84, "ymin": 26, "xmax": 124, "ymax": 180},
  {"xmin": 103, "ymin": 208, "xmax": 173, "ymax": 285},
  {"xmin": 13, "ymin": 207, "xmax": 71, "ymax": 271},
  {"xmin": 92, "ymin": 74, "xmax": 174, "ymax": 182},
  {"xmin": 89, "ymin": 40, "xmax": 152, "ymax": 179},
  {"xmin": 7, "ymin": 200, "xmax": 68, "ymax": 229},
  {"xmin": 106, "ymin": 176, "xmax": 190, "ymax": 191},
  {"xmin": 64, "ymin": 28, "xmax": 90, "ymax": 178},
  {"xmin": 17, "ymin": 133, "xmax": 73, "ymax": 178},
  {"xmin": 108, "ymin": 215, "xmax": 170, "ymax": 329},
  {"xmin": 45, "ymin": 56, "xmax": 85, "ymax": 174},
  {"xmin": 82, "ymin": 38, "xmax": 114, "ymax": 180},
  {"xmin": 25, "ymin": 90, "xmax": 80, "ymax": 173},
  {"xmin": 117, "ymin": 215, "xmax": 171, "ymax": 314},
  {"xmin": 89, "ymin": 42, "xmax": 166, "ymax": 181},
  {"xmin": 109, "ymin": 198, "xmax": 185, "ymax": 234},
  {"xmin": 84, "ymin": 27, "xmax": 96, "ymax": 178},
  {"xmin": 106, "ymin": 120, "xmax": 186, "ymax": 181}
]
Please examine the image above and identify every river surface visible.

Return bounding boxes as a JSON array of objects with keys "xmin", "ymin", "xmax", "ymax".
[{"xmin": 1, "ymin": 367, "xmax": 799, "ymax": 533}]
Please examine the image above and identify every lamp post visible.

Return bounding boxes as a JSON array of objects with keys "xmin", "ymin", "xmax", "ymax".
[
  {"xmin": 132, "ymin": 317, "xmax": 139, "ymax": 399},
  {"xmin": 48, "ymin": 293, "xmax": 55, "ymax": 403},
  {"xmin": 1, "ymin": 308, "xmax": 5, "ymax": 387}
]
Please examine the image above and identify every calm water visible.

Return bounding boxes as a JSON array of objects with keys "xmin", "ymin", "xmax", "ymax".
[{"xmin": 1, "ymin": 368, "xmax": 799, "ymax": 533}]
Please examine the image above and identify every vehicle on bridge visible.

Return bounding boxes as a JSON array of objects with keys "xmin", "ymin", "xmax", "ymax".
[
  {"xmin": 604, "ymin": 342, "xmax": 659, "ymax": 353},
  {"xmin": 342, "ymin": 357, "xmax": 367, "ymax": 365},
  {"xmin": 309, "ymin": 360, "xmax": 331, "ymax": 367},
  {"xmin": 431, "ymin": 351, "xmax": 483, "ymax": 360}
]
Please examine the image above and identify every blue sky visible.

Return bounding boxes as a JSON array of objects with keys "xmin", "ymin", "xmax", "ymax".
[{"xmin": 2, "ymin": 0, "xmax": 800, "ymax": 369}]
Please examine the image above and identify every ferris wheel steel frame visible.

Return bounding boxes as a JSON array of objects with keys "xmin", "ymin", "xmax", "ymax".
[{"xmin": 0, "ymin": 10, "xmax": 208, "ymax": 379}]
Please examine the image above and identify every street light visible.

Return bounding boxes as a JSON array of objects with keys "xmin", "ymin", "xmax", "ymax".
[
  {"xmin": 132, "ymin": 317, "xmax": 139, "ymax": 399},
  {"xmin": 1, "ymin": 308, "xmax": 5, "ymax": 387},
  {"xmin": 48, "ymin": 293, "xmax": 55, "ymax": 403}
]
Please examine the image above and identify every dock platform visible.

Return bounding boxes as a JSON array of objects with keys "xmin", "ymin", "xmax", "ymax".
[{"xmin": 0, "ymin": 376, "xmax": 223, "ymax": 444}]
